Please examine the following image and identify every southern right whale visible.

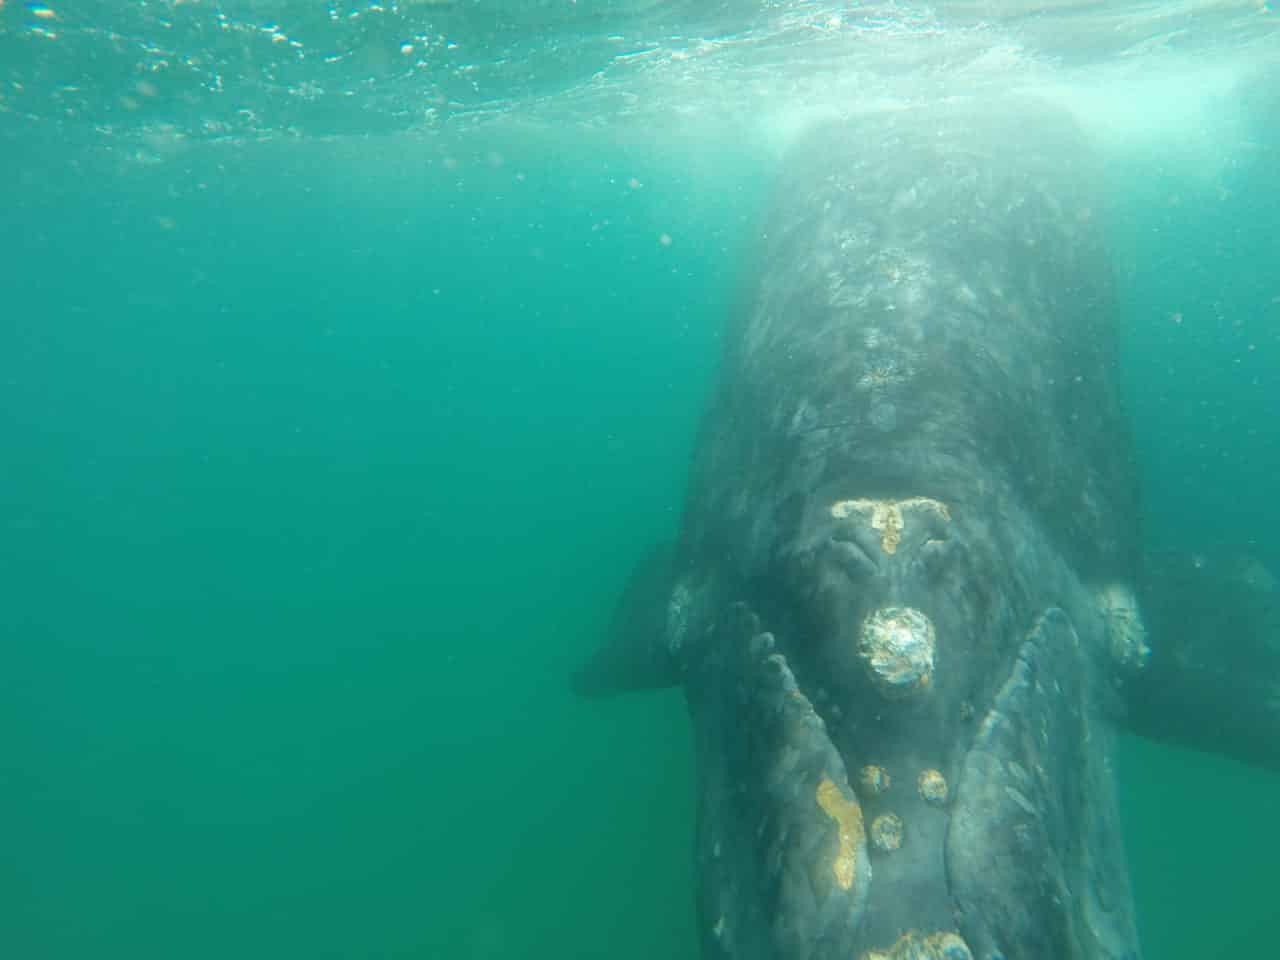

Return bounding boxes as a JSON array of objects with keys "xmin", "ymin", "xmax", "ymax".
[{"xmin": 574, "ymin": 97, "xmax": 1278, "ymax": 960}]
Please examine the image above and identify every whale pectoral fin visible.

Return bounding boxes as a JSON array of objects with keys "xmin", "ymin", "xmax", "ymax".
[
  {"xmin": 689, "ymin": 605, "xmax": 870, "ymax": 960},
  {"xmin": 570, "ymin": 542, "xmax": 685, "ymax": 697},
  {"xmin": 948, "ymin": 608, "xmax": 1140, "ymax": 960},
  {"xmin": 1125, "ymin": 550, "xmax": 1280, "ymax": 771}
]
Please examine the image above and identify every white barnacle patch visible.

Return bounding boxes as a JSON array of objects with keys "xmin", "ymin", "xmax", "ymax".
[
  {"xmin": 931, "ymin": 932, "xmax": 974, "ymax": 960},
  {"xmin": 1097, "ymin": 583, "xmax": 1150, "ymax": 672},
  {"xmin": 869, "ymin": 812, "xmax": 904, "ymax": 852},
  {"xmin": 859, "ymin": 765, "xmax": 891, "ymax": 797},
  {"xmin": 858, "ymin": 606, "xmax": 936, "ymax": 698},
  {"xmin": 855, "ymin": 357, "xmax": 910, "ymax": 394},
  {"xmin": 917, "ymin": 768, "xmax": 949, "ymax": 806},
  {"xmin": 857, "ymin": 363, "xmax": 897, "ymax": 390},
  {"xmin": 851, "ymin": 335, "xmax": 919, "ymax": 434},
  {"xmin": 862, "ymin": 931, "xmax": 973, "ymax": 960}
]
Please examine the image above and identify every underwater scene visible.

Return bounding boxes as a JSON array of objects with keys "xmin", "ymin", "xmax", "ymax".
[{"xmin": 3, "ymin": 1, "xmax": 1279, "ymax": 958}]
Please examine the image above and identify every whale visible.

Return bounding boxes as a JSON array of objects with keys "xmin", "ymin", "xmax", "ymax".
[{"xmin": 573, "ymin": 98, "xmax": 1278, "ymax": 960}]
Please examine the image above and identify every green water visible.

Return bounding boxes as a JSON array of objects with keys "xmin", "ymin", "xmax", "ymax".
[
  {"xmin": 1111, "ymin": 147, "xmax": 1280, "ymax": 960},
  {"xmin": 2, "ymin": 127, "xmax": 1276, "ymax": 958}
]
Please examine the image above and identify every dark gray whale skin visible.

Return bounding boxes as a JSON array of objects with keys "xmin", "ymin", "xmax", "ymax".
[{"xmin": 574, "ymin": 99, "xmax": 1275, "ymax": 960}]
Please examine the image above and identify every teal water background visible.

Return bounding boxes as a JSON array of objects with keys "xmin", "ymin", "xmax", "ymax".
[
  {"xmin": 1110, "ymin": 144, "xmax": 1280, "ymax": 959},
  {"xmin": 3, "ymin": 120, "xmax": 1277, "ymax": 958}
]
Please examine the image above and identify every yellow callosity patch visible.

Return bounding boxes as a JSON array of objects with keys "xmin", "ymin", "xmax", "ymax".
[
  {"xmin": 926, "ymin": 931, "xmax": 974, "ymax": 959},
  {"xmin": 869, "ymin": 812, "xmax": 904, "ymax": 852},
  {"xmin": 917, "ymin": 768, "xmax": 949, "ymax": 806},
  {"xmin": 859, "ymin": 764, "xmax": 891, "ymax": 796},
  {"xmin": 830, "ymin": 497, "xmax": 949, "ymax": 555},
  {"xmin": 815, "ymin": 777, "xmax": 864, "ymax": 891}
]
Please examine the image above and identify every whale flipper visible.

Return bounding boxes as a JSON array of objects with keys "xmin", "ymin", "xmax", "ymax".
[
  {"xmin": 688, "ymin": 603, "xmax": 871, "ymax": 960},
  {"xmin": 949, "ymin": 608, "xmax": 1139, "ymax": 960},
  {"xmin": 572, "ymin": 541, "xmax": 685, "ymax": 697},
  {"xmin": 1125, "ymin": 550, "xmax": 1280, "ymax": 770}
]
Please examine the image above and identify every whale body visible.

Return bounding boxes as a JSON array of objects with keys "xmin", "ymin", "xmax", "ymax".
[{"xmin": 574, "ymin": 99, "xmax": 1278, "ymax": 960}]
